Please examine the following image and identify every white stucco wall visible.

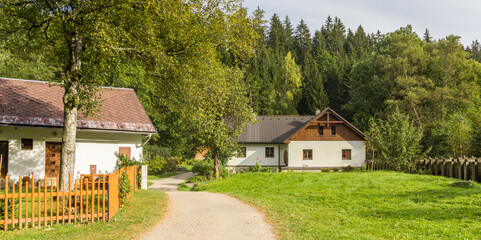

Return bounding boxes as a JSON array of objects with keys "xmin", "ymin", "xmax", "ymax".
[
  {"xmin": 75, "ymin": 131, "xmax": 143, "ymax": 176},
  {"xmin": 0, "ymin": 126, "xmax": 144, "ymax": 180},
  {"xmin": 227, "ymin": 144, "xmax": 288, "ymax": 167},
  {"xmin": 288, "ymin": 141, "xmax": 365, "ymax": 168}
]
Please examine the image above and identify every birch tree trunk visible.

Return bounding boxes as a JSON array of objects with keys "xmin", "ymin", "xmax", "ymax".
[{"xmin": 60, "ymin": 31, "xmax": 82, "ymax": 190}]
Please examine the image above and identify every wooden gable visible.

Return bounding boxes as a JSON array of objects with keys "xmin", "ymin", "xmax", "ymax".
[{"xmin": 287, "ymin": 109, "xmax": 364, "ymax": 142}]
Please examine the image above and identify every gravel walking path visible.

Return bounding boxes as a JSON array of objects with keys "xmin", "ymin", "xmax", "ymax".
[{"xmin": 141, "ymin": 172, "xmax": 275, "ymax": 240}]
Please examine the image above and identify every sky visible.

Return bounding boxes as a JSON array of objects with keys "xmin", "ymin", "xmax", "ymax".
[{"xmin": 242, "ymin": 0, "xmax": 481, "ymax": 46}]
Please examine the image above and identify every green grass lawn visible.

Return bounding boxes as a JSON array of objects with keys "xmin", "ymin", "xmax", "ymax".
[
  {"xmin": 200, "ymin": 171, "xmax": 481, "ymax": 240},
  {"xmin": 0, "ymin": 190, "xmax": 168, "ymax": 239}
]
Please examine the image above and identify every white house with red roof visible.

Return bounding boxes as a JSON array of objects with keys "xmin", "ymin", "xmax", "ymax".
[{"xmin": 0, "ymin": 78, "xmax": 156, "ymax": 180}]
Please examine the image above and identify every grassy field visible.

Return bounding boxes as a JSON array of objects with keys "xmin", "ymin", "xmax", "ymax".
[
  {"xmin": 0, "ymin": 190, "xmax": 168, "ymax": 239},
  {"xmin": 199, "ymin": 171, "xmax": 481, "ymax": 239}
]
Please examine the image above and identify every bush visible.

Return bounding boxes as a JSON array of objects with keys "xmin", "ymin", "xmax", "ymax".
[
  {"xmin": 321, "ymin": 168, "xmax": 330, "ymax": 172},
  {"xmin": 117, "ymin": 153, "xmax": 142, "ymax": 169},
  {"xmin": 136, "ymin": 168, "xmax": 142, "ymax": 188},
  {"xmin": 163, "ymin": 157, "xmax": 180, "ymax": 172},
  {"xmin": 262, "ymin": 167, "xmax": 272, "ymax": 172},
  {"xmin": 119, "ymin": 171, "xmax": 132, "ymax": 204},
  {"xmin": 192, "ymin": 160, "xmax": 214, "ymax": 177},
  {"xmin": 219, "ymin": 166, "xmax": 230, "ymax": 178},
  {"xmin": 187, "ymin": 175, "xmax": 209, "ymax": 183},
  {"xmin": 147, "ymin": 156, "xmax": 179, "ymax": 174},
  {"xmin": 332, "ymin": 168, "xmax": 339, "ymax": 172},
  {"xmin": 0, "ymin": 198, "xmax": 18, "ymax": 220},
  {"xmin": 250, "ymin": 162, "xmax": 261, "ymax": 172},
  {"xmin": 416, "ymin": 168, "xmax": 432, "ymax": 175},
  {"xmin": 148, "ymin": 156, "xmax": 164, "ymax": 174},
  {"xmin": 191, "ymin": 183, "xmax": 207, "ymax": 191},
  {"xmin": 342, "ymin": 165, "xmax": 355, "ymax": 172}
]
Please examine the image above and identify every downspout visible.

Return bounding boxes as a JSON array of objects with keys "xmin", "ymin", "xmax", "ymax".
[
  {"xmin": 278, "ymin": 143, "xmax": 281, "ymax": 172},
  {"xmin": 141, "ymin": 133, "xmax": 153, "ymax": 162},
  {"xmin": 142, "ymin": 133, "xmax": 153, "ymax": 148}
]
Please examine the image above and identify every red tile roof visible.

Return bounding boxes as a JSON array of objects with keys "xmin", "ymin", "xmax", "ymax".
[{"xmin": 0, "ymin": 78, "xmax": 156, "ymax": 133}]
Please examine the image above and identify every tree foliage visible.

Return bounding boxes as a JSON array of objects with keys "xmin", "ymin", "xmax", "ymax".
[{"xmin": 367, "ymin": 111, "xmax": 425, "ymax": 172}]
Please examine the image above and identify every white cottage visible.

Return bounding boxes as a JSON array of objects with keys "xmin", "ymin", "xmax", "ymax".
[
  {"xmin": 228, "ymin": 108, "xmax": 366, "ymax": 170},
  {"xmin": 0, "ymin": 78, "xmax": 156, "ymax": 180}
]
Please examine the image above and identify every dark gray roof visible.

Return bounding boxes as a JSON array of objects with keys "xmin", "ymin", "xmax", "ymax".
[{"xmin": 236, "ymin": 115, "xmax": 315, "ymax": 143}]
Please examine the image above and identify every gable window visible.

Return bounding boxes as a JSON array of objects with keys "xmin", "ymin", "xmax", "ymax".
[
  {"xmin": 303, "ymin": 149, "xmax": 313, "ymax": 160},
  {"xmin": 21, "ymin": 138, "xmax": 33, "ymax": 150},
  {"xmin": 331, "ymin": 126, "xmax": 337, "ymax": 136},
  {"xmin": 237, "ymin": 147, "xmax": 247, "ymax": 158},
  {"xmin": 318, "ymin": 125, "xmax": 324, "ymax": 136},
  {"xmin": 265, "ymin": 147, "xmax": 274, "ymax": 158},
  {"xmin": 342, "ymin": 149, "xmax": 351, "ymax": 160}
]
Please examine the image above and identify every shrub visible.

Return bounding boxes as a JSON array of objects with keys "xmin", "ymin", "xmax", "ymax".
[
  {"xmin": 361, "ymin": 164, "xmax": 368, "ymax": 172},
  {"xmin": 119, "ymin": 171, "xmax": 131, "ymax": 204},
  {"xmin": 192, "ymin": 160, "xmax": 214, "ymax": 177},
  {"xmin": 117, "ymin": 153, "xmax": 142, "ymax": 168},
  {"xmin": 147, "ymin": 156, "xmax": 165, "ymax": 174},
  {"xmin": 136, "ymin": 168, "xmax": 142, "ymax": 188},
  {"xmin": 262, "ymin": 167, "xmax": 272, "ymax": 172},
  {"xmin": 416, "ymin": 168, "xmax": 432, "ymax": 175},
  {"xmin": 191, "ymin": 183, "xmax": 207, "ymax": 191},
  {"xmin": 0, "ymin": 198, "xmax": 18, "ymax": 220},
  {"xmin": 342, "ymin": 165, "xmax": 355, "ymax": 172},
  {"xmin": 219, "ymin": 166, "xmax": 230, "ymax": 178},
  {"xmin": 163, "ymin": 157, "xmax": 180, "ymax": 172},
  {"xmin": 147, "ymin": 156, "xmax": 179, "ymax": 173},
  {"xmin": 251, "ymin": 162, "xmax": 261, "ymax": 172},
  {"xmin": 321, "ymin": 168, "xmax": 330, "ymax": 172},
  {"xmin": 332, "ymin": 168, "xmax": 339, "ymax": 172},
  {"xmin": 187, "ymin": 175, "xmax": 209, "ymax": 183}
]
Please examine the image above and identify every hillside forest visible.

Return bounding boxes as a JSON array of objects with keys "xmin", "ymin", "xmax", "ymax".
[{"xmin": 1, "ymin": 1, "xmax": 481, "ymax": 170}]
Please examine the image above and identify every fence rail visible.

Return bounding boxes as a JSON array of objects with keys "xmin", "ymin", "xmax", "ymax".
[
  {"xmin": 366, "ymin": 157, "xmax": 481, "ymax": 183},
  {"xmin": 0, "ymin": 165, "xmax": 140, "ymax": 231}
]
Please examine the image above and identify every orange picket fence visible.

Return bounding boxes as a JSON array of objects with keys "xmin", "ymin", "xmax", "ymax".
[{"xmin": 0, "ymin": 165, "xmax": 140, "ymax": 231}]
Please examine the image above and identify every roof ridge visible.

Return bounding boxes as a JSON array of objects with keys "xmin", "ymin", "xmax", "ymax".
[{"xmin": 0, "ymin": 77, "xmax": 134, "ymax": 91}]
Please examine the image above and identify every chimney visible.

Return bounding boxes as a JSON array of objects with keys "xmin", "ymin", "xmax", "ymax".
[{"xmin": 315, "ymin": 108, "xmax": 321, "ymax": 115}]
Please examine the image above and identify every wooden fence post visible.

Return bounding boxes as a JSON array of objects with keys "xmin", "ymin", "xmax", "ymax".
[
  {"xmin": 18, "ymin": 176, "xmax": 22, "ymax": 230},
  {"xmin": 4, "ymin": 176, "xmax": 9, "ymax": 231}
]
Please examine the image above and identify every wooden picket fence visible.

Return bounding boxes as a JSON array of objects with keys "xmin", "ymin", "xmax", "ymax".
[
  {"xmin": 366, "ymin": 157, "xmax": 481, "ymax": 183},
  {"xmin": 419, "ymin": 157, "xmax": 481, "ymax": 182},
  {"xmin": 0, "ymin": 165, "xmax": 140, "ymax": 231}
]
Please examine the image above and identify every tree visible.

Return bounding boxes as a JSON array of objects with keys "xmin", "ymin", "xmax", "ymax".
[
  {"xmin": 277, "ymin": 52, "xmax": 302, "ymax": 114},
  {"xmin": 466, "ymin": 40, "xmax": 481, "ymax": 63},
  {"xmin": 2, "ymin": 0, "xmax": 258, "ymax": 184},
  {"xmin": 191, "ymin": 67, "xmax": 255, "ymax": 178},
  {"xmin": 293, "ymin": 19, "xmax": 312, "ymax": 65},
  {"xmin": 0, "ymin": 1, "xmax": 167, "ymax": 187},
  {"xmin": 297, "ymin": 54, "xmax": 328, "ymax": 114},
  {"xmin": 429, "ymin": 113, "xmax": 473, "ymax": 157},
  {"xmin": 367, "ymin": 110, "xmax": 425, "ymax": 172},
  {"xmin": 423, "ymin": 28, "xmax": 432, "ymax": 42},
  {"xmin": 267, "ymin": 14, "xmax": 286, "ymax": 54}
]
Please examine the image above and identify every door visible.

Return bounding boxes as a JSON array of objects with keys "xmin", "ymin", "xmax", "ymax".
[
  {"xmin": 0, "ymin": 141, "xmax": 8, "ymax": 177},
  {"xmin": 45, "ymin": 142, "xmax": 62, "ymax": 178}
]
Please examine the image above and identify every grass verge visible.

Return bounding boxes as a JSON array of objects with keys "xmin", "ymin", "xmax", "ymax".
[
  {"xmin": 200, "ymin": 171, "xmax": 481, "ymax": 239},
  {"xmin": 0, "ymin": 190, "xmax": 168, "ymax": 240}
]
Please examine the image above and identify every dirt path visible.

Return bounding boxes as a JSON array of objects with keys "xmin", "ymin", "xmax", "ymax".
[{"xmin": 141, "ymin": 172, "xmax": 275, "ymax": 240}]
